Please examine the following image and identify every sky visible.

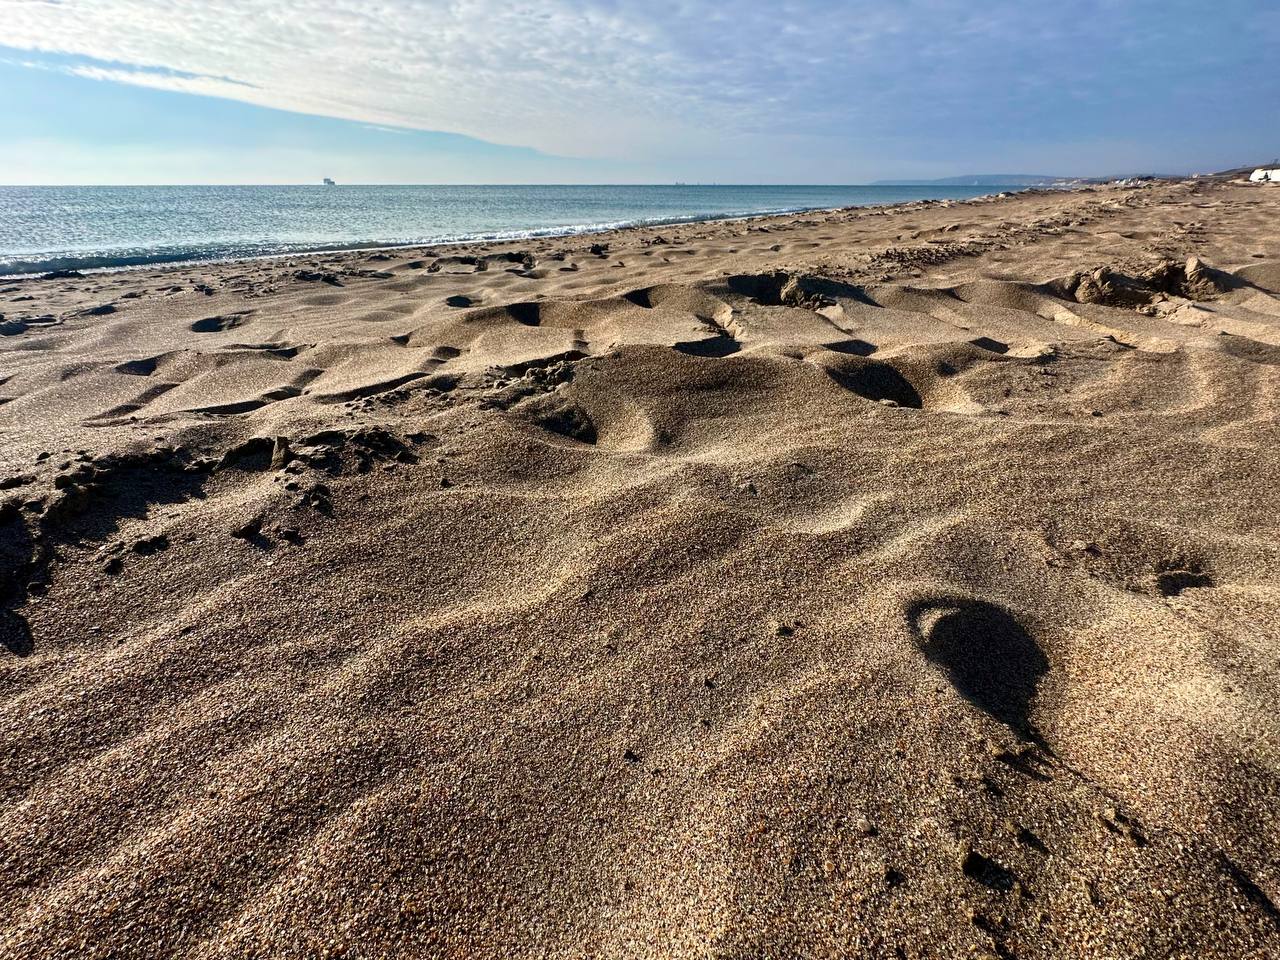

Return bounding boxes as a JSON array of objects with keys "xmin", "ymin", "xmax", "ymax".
[{"xmin": 1, "ymin": 0, "xmax": 1278, "ymax": 185}]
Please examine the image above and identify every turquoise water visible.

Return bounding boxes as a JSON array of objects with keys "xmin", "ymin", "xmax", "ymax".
[{"xmin": 0, "ymin": 184, "xmax": 1014, "ymax": 276}]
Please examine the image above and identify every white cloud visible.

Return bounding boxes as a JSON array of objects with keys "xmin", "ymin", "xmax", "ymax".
[
  {"xmin": 3, "ymin": 0, "xmax": 1277, "ymax": 175},
  {"xmin": 5, "ymin": 0, "xmax": 743, "ymax": 157},
  {"xmin": 66, "ymin": 64, "xmax": 259, "ymax": 99}
]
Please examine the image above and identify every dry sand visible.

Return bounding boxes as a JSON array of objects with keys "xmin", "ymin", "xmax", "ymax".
[{"xmin": 1, "ymin": 179, "xmax": 1278, "ymax": 958}]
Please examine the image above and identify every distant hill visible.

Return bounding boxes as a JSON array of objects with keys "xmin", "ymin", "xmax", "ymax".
[{"xmin": 871, "ymin": 174, "xmax": 1073, "ymax": 187}]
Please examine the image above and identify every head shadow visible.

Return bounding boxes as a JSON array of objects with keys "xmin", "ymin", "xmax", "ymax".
[
  {"xmin": 909, "ymin": 597, "xmax": 1048, "ymax": 740},
  {"xmin": 1, "ymin": 507, "xmax": 36, "ymax": 658}
]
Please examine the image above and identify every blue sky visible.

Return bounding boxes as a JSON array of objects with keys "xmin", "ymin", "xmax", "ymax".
[{"xmin": 2, "ymin": 0, "xmax": 1278, "ymax": 184}]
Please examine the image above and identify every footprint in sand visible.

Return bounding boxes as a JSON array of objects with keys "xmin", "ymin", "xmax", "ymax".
[
  {"xmin": 190, "ymin": 312, "xmax": 251, "ymax": 333},
  {"xmin": 826, "ymin": 359, "xmax": 924, "ymax": 408},
  {"xmin": 88, "ymin": 382, "xmax": 180, "ymax": 421},
  {"xmin": 114, "ymin": 357, "xmax": 160, "ymax": 376}
]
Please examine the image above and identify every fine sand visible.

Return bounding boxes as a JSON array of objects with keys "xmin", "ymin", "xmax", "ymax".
[{"xmin": 1, "ymin": 179, "xmax": 1278, "ymax": 958}]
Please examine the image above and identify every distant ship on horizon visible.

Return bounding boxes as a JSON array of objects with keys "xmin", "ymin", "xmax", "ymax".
[{"xmin": 323, "ymin": 177, "xmax": 336, "ymax": 186}]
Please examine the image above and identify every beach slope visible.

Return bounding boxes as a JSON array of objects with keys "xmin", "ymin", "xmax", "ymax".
[{"xmin": 1, "ymin": 179, "xmax": 1278, "ymax": 958}]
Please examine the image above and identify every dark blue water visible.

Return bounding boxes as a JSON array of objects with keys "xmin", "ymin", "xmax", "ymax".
[{"xmin": 0, "ymin": 184, "xmax": 1015, "ymax": 276}]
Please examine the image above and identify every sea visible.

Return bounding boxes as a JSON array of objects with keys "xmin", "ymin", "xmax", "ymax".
[{"xmin": 0, "ymin": 184, "xmax": 1016, "ymax": 277}]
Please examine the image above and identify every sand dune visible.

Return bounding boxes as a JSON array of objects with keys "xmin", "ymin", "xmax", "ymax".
[{"xmin": 1, "ymin": 179, "xmax": 1278, "ymax": 958}]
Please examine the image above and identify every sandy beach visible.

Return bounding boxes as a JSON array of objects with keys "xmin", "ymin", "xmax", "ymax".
[{"xmin": 1, "ymin": 178, "xmax": 1278, "ymax": 957}]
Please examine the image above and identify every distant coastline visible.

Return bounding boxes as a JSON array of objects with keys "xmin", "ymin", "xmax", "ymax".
[{"xmin": 871, "ymin": 173, "xmax": 1183, "ymax": 187}]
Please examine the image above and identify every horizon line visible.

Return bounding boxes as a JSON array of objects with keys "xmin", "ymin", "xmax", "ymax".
[{"xmin": 0, "ymin": 178, "xmax": 1165, "ymax": 189}]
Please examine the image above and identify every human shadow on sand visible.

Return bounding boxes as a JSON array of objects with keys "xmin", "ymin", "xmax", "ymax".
[{"xmin": 910, "ymin": 597, "xmax": 1048, "ymax": 740}]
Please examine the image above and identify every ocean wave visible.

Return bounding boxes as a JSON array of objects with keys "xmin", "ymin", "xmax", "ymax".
[{"xmin": 0, "ymin": 204, "xmax": 825, "ymax": 278}]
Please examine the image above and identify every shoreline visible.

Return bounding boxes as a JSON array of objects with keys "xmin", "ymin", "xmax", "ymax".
[{"xmin": 0, "ymin": 186, "xmax": 1045, "ymax": 280}]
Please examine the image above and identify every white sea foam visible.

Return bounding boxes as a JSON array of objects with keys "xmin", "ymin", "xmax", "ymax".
[{"xmin": 0, "ymin": 184, "xmax": 1014, "ymax": 277}]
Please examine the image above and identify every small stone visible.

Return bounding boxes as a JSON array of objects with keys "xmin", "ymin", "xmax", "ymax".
[
  {"xmin": 231, "ymin": 519, "xmax": 262, "ymax": 540},
  {"xmin": 131, "ymin": 534, "xmax": 169, "ymax": 555},
  {"xmin": 270, "ymin": 437, "xmax": 294, "ymax": 470},
  {"xmin": 298, "ymin": 484, "xmax": 332, "ymax": 513}
]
